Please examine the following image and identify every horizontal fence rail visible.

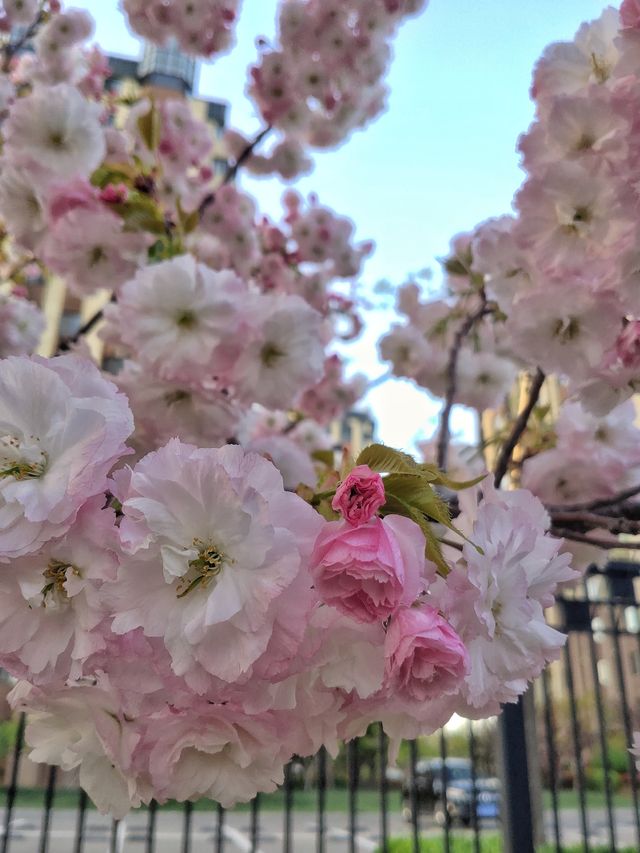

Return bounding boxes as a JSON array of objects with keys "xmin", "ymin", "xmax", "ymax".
[{"xmin": 0, "ymin": 561, "xmax": 638, "ymax": 852}]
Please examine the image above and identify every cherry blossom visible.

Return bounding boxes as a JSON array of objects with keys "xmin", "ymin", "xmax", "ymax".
[
  {"xmin": 0, "ymin": 355, "xmax": 133, "ymax": 560},
  {"xmin": 4, "ymin": 83, "xmax": 105, "ymax": 179}
]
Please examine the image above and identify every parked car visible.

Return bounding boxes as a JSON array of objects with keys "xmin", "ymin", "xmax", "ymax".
[{"xmin": 401, "ymin": 757, "xmax": 501, "ymax": 826}]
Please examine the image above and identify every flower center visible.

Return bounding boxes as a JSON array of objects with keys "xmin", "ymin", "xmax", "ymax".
[
  {"xmin": 48, "ymin": 131, "xmax": 66, "ymax": 150},
  {"xmin": 175, "ymin": 309, "xmax": 197, "ymax": 329},
  {"xmin": 552, "ymin": 316, "xmax": 580, "ymax": 343},
  {"xmin": 261, "ymin": 341, "xmax": 286, "ymax": 367},
  {"xmin": 590, "ymin": 52, "xmax": 610, "ymax": 84},
  {"xmin": 176, "ymin": 539, "xmax": 231, "ymax": 598},
  {"xmin": 164, "ymin": 389, "xmax": 191, "ymax": 406},
  {"xmin": 0, "ymin": 434, "xmax": 47, "ymax": 481},
  {"xmin": 40, "ymin": 559, "xmax": 81, "ymax": 607}
]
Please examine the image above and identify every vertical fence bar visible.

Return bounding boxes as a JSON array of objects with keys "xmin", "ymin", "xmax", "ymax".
[
  {"xmin": 584, "ymin": 582, "xmax": 617, "ymax": 852},
  {"xmin": 37, "ymin": 765, "xmax": 57, "ymax": 853},
  {"xmin": 1, "ymin": 712, "xmax": 26, "ymax": 853},
  {"xmin": 72, "ymin": 788, "xmax": 88, "ymax": 853},
  {"xmin": 250, "ymin": 794, "xmax": 260, "ymax": 852},
  {"xmin": 408, "ymin": 740, "xmax": 420, "ymax": 853},
  {"xmin": 145, "ymin": 799, "xmax": 157, "ymax": 853},
  {"xmin": 215, "ymin": 803, "xmax": 225, "ymax": 853},
  {"xmin": 283, "ymin": 762, "xmax": 294, "ymax": 853},
  {"xmin": 541, "ymin": 667, "xmax": 562, "ymax": 852},
  {"xmin": 347, "ymin": 740, "xmax": 359, "ymax": 853},
  {"xmin": 377, "ymin": 725, "xmax": 389, "ymax": 853},
  {"xmin": 499, "ymin": 696, "xmax": 535, "ymax": 853},
  {"xmin": 181, "ymin": 801, "xmax": 193, "ymax": 853},
  {"xmin": 439, "ymin": 730, "xmax": 451, "ymax": 852},
  {"xmin": 607, "ymin": 598, "xmax": 640, "ymax": 848},
  {"xmin": 109, "ymin": 819, "xmax": 119, "ymax": 853},
  {"xmin": 316, "ymin": 747, "xmax": 327, "ymax": 853},
  {"xmin": 562, "ymin": 640, "xmax": 590, "ymax": 853},
  {"xmin": 467, "ymin": 722, "xmax": 481, "ymax": 853}
]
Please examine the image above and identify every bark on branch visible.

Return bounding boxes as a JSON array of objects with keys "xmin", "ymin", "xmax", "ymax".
[{"xmin": 493, "ymin": 368, "xmax": 545, "ymax": 488}]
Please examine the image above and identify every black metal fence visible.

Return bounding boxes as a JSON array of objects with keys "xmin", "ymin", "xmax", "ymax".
[{"xmin": 1, "ymin": 561, "xmax": 639, "ymax": 853}]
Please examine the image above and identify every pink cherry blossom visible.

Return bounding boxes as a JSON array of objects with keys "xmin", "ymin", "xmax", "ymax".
[
  {"xmin": 4, "ymin": 83, "xmax": 105, "ymax": 179},
  {"xmin": 0, "ymin": 355, "xmax": 133, "ymax": 560},
  {"xmin": 384, "ymin": 605, "xmax": 469, "ymax": 702},
  {"xmin": 104, "ymin": 255, "xmax": 248, "ymax": 382},
  {"xmin": 309, "ymin": 515, "xmax": 429, "ymax": 623},
  {"xmin": 0, "ymin": 499, "xmax": 118, "ymax": 683},
  {"xmin": 110, "ymin": 440, "xmax": 323, "ymax": 687}
]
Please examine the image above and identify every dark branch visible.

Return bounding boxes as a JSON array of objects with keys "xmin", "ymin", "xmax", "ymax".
[
  {"xmin": 57, "ymin": 295, "xmax": 115, "ymax": 353},
  {"xmin": 493, "ymin": 367, "xmax": 545, "ymax": 488},
  {"xmin": 2, "ymin": 9, "xmax": 45, "ymax": 72},
  {"xmin": 436, "ymin": 293, "xmax": 490, "ymax": 470},
  {"xmin": 546, "ymin": 483, "xmax": 640, "ymax": 514},
  {"xmin": 550, "ymin": 511, "xmax": 640, "ymax": 537},
  {"xmin": 551, "ymin": 527, "xmax": 640, "ymax": 551},
  {"xmin": 198, "ymin": 125, "xmax": 272, "ymax": 219}
]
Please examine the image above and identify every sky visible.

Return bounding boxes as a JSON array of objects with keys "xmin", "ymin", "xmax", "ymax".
[{"xmin": 79, "ymin": 0, "xmax": 612, "ymax": 452}]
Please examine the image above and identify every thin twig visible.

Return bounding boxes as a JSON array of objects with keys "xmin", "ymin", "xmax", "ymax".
[
  {"xmin": 546, "ymin": 483, "xmax": 640, "ymax": 514},
  {"xmin": 436, "ymin": 292, "xmax": 490, "ymax": 470},
  {"xmin": 197, "ymin": 125, "xmax": 272, "ymax": 219},
  {"xmin": 550, "ymin": 511, "xmax": 640, "ymax": 537},
  {"xmin": 57, "ymin": 295, "xmax": 115, "ymax": 352},
  {"xmin": 493, "ymin": 367, "xmax": 545, "ymax": 488},
  {"xmin": 2, "ymin": 8, "xmax": 45, "ymax": 72},
  {"xmin": 551, "ymin": 527, "xmax": 640, "ymax": 551}
]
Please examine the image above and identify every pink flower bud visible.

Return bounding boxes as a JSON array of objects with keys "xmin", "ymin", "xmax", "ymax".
[{"xmin": 331, "ymin": 464, "xmax": 385, "ymax": 526}]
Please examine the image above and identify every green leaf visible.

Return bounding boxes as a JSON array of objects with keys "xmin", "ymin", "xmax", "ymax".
[
  {"xmin": 176, "ymin": 198, "xmax": 201, "ymax": 236},
  {"xmin": 137, "ymin": 103, "xmax": 161, "ymax": 151},
  {"xmin": 380, "ymin": 493, "xmax": 450, "ymax": 576},
  {"xmin": 356, "ymin": 444, "xmax": 419, "ymax": 475},
  {"xmin": 419, "ymin": 464, "xmax": 486, "ymax": 491},
  {"xmin": 113, "ymin": 194, "xmax": 167, "ymax": 234},
  {"xmin": 90, "ymin": 163, "xmax": 137, "ymax": 189}
]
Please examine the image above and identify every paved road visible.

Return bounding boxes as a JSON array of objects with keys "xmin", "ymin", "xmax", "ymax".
[{"xmin": 1, "ymin": 807, "xmax": 639, "ymax": 851}]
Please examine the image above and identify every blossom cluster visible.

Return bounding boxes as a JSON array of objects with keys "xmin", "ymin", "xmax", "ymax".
[
  {"xmin": 0, "ymin": 362, "xmax": 575, "ymax": 812},
  {"xmin": 0, "ymin": 0, "xmax": 589, "ymax": 819},
  {"xmin": 0, "ymin": 1, "xmax": 373, "ymax": 479},
  {"xmin": 247, "ymin": 0, "xmax": 428, "ymax": 152},
  {"xmin": 381, "ymin": 4, "xmax": 640, "ymax": 423},
  {"xmin": 121, "ymin": 0, "xmax": 241, "ymax": 58}
]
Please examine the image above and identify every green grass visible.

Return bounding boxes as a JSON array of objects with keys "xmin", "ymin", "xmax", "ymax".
[
  {"xmin": 379, "ymin": 838, "xmax": 637, "ymax": 853},
  {"xmin": 542, "ymin": 789, "xmax": 634, "ymax": 809}
]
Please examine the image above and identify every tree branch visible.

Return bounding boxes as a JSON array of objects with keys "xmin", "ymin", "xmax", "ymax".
[
  {"xmin": 436, "ymin": 293, "xmax": 490, "ymax": 470},
  {"xmin": 493, "ymin": 367, "xmax": 545, "ymax": 488},
  {"xmin": 197, "ymin": 125, "xmax": 272, "ymax": 219},
  {"xmin": 551, "ymin": 527, "xmax": 640, "ymax": 551},
  {"xmin": 57, "ymin": 295, "xmax": 115, "ymax": 353},
  {"xmin": 546, "ymin": 483, "xmax": 640, "ymax": 514},
  {"xmin": 550, "ymin": 511, "xmax": 640, "ymax": 537},
  {"xmin": 2, "ymin": 8, "xmax": 45, "ymax": 72}
]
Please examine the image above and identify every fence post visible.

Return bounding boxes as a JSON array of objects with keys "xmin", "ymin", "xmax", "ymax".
[{"xmin": 499, "ymin": 694, "xmax": 535, "ymax": 853}]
